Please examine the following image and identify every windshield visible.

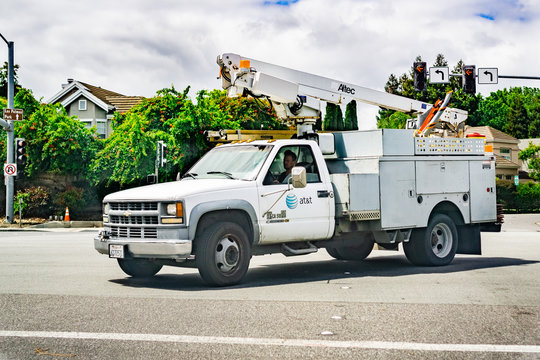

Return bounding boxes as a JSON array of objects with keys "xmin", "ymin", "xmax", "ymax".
[{"xmin": 186, "ymin": 144, "xmax": 272, "ymax": 181}]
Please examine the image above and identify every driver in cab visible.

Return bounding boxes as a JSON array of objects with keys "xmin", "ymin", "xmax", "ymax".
[{"xmin": 276, "ymin": 150, "xmax": 297, "ymax": 183}]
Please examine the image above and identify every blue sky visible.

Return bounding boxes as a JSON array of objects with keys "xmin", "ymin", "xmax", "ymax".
[{"xmin": 2, "ymin": 0, "xmax": 539, "ymax": 128}]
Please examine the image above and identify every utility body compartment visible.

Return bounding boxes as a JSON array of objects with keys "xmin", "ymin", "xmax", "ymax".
[{"xmin": 326, "ymin": 129, "xmax": 496, "ymax": 231}]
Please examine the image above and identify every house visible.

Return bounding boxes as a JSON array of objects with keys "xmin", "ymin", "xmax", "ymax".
[
  {"xmin": 47, "ymin": 79, "xmax": 143, "ymax": 138},
  {"xmin": 464, "ymin": 126, "xmax": 521, "ymax": 181}
]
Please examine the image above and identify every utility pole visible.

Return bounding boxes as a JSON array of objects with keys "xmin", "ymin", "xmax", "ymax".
[{"xmin": 1, "ymin": 33, "xmax": 15, "ymax": 223}]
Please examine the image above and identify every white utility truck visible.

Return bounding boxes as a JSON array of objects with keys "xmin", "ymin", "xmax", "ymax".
[{"xmin": 95, "ymin": 53, "xmax": 501, "ymax": 286}]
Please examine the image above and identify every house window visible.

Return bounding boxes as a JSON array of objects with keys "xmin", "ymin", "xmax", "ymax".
[
  {"xmin": 500, "ymin": 148, "xmax": 511, "ymax": 160},
  {"xmin": 80, "ymin": 120, "xmax": 92, "ymax": 129},
  {"xmin": 505, "ymin": 175, "xmax": 512, "ymax": 180},
  {"xmin": 79, "ymin": 99, "xmax": 87, "ymax": 111},
  {"xmin": 96, "ymin": 120, "xmax": 107, "ymax": 139}
]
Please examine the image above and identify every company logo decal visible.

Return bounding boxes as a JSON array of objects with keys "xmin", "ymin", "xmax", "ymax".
[
  {"xmin": 337, "ymin": 83, "xmax": 356, "ymax": 95},
  {"xmin": 265, "ymin": 210, "xmax": 288, "ymax": 223},
  {"xmin": 286, "ymin": 193, "xmax": 298, "ymax": 209}
]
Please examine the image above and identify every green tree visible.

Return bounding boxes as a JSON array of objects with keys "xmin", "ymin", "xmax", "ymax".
[
  {"xmin": 14, "ymin": 87, "xmax": 40, "ymax": 118},
  {"xmin": 504, "ymin": 91, "xmax": 529, "ymax": 139},
  {"xmin": 344, "ymin": 100, "xmax": 358, "ymax": 130},
  {"xmin": 323, "ymin": 103, "xmax": 344, "ymax": 131},
  {"xmin": 16, "ymin": 103, "xmax": 101, "ymax": 177},
  {"xmin": 475, "ymin": 87, "xmax": 540, "ymax": 138},
  {"xmin": 526, "ymin": 95, "xmax": 540, "ymax": 137},
  {"xmin": 91, "ymin": 86, "xmax": 284, "ymax": 186},
  {"xmin": 519, "ymin": 142, "xmax": 540, "ymax": 180},
  {"xmin": 0, "ymin": 61, "xmax": 20, "ymax": 98}
]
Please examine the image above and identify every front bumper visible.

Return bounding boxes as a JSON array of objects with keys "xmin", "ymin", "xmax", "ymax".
[{"xmin": 94, "ymin": 229, "xmax": 192, "ymax": 260}]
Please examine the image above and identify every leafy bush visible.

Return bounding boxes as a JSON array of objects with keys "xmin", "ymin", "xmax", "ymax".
[
  {"xmin": 496, "ymin": 180, "xmax": 540, "ymax": 212},
  {"xmin": 54, "ymin": 186, "xmax": 85, "ymax": 215},
  {"xmin": 14, "ymin": 186, "xmax": 51, "ymax": 217}
]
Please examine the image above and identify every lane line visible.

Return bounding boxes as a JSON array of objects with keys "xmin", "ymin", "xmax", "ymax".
[{"xmin": 1, "ymin": 330, "xmax": 539, "ymax": 353}]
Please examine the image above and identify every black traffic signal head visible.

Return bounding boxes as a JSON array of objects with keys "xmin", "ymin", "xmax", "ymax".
[
  {"xmin": 15, "ymin": 138, "xmax": 27, "ymax": 165},
  {"xmin": 462, "ymin": 65, "xmax": 476, "ymax": 94},
  {"xmin": 413, "ymin": 62, "xmax": 427, "ymax": 91},
  {"xmin": 160, "ymin": 142, "xmax": 168, "ymax": 167}
]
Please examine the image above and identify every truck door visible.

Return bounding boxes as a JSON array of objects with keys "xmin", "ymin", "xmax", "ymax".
[{"xmin": 257, "ymin": 145, "xmax": 333, "ymax": 244}]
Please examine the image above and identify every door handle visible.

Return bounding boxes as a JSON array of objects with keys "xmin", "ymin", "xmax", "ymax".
[{"xmin": 317, "ymin": 190, "xmax": 330, "ymax": 198}]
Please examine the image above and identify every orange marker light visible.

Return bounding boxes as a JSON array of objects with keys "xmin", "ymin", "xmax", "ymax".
[{"xmin": 239, "ymin": 59, "xmax": 250, "ymax": 69}]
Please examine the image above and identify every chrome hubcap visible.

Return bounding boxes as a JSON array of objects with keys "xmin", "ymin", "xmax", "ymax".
[
  {"xmin": 215, "ymin": 237, "xmax": 240, "ymax": 272},
  {"xmin": 430, "ymin": 223, "xmax": 452, "ymax": 258}
]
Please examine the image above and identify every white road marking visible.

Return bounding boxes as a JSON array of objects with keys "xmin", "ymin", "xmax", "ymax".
[{"xmin": 0, "ymin": 330, "xmax": 539, "ymax": 353}]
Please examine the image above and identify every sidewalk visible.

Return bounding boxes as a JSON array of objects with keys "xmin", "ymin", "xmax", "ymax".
[{"xmin": 0, "ymin": 220, "xmax": 102, "ymax": 232}]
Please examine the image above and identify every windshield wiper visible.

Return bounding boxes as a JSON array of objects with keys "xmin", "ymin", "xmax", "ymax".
[
  {"xmin": 207, "ymin": 171, "xmax": 235, "ymax": 179},
  {"xmin": 182, "ymin": 172, "xmax": 198, "ymax": 179}
]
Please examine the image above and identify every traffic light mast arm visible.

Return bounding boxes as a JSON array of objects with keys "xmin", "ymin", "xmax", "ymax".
[
  {"xmin": 218, "ymin": 53, "xmax": 432, "ymax": 125},
  {"xmin": 0, "ymin": 118, "xmax": 10, "ymax": 130}
]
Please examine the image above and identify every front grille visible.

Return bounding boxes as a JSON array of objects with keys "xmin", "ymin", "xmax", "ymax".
[
  {"xmin": 110, "ymin": 202, "xmax": 158, "ymax": 211},
  {"xmin": 111, "ymin": 226, "xmax": 158, "ymax": 239},
  {"xmin": 110, "ymin": 215, "xmax": 159, "ymax": 225},
  {"xmin": 107, "ymin": 201, "xmax": 160, "ymax": 239}
]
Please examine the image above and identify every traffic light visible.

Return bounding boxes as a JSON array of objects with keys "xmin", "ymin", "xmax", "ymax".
[
  {"xmin": 413, "ymin": 62, "xmax": 427, "ymax": 91},
  {"xmin": 160, "ymin": 141, "xmax": 168, "ymax": 167},
  {"xmin": 462, "ymin": 65, "xmax": 476, "ymax": 94},
  {"xmin": 15, "ymin": 138, "xmax": 27, "ymax": 179}
]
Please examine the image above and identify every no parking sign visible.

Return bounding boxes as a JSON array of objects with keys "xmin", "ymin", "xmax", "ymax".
[{"xmin": 3, "ymin": 163, "xmax": 17, "ymax": 177}]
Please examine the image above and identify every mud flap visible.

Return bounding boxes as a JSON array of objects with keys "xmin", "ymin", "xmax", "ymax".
[{"xmin": 457, "ymin": 224, "xmax": 481, "ymax": 255}]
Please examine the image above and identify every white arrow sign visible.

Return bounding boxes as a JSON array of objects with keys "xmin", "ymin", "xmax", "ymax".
[
  {"xmin": 478, "ymin": 68, "xmax": 498, "ymax": 84},
  {"xmin": 429, "ymin": 67, "xmax": 450, "ymax": 84}
]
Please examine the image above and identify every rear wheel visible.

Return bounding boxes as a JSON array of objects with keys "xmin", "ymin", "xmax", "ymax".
[
  {"xmin": 326, "ymin": 233, "xmax": 375, "ymax": 261},
  {"xmin": 117, "ymin": 258, "xmax": 162, "ymax": 278},
  {"xmin": 403, "ymin": 214, "xmax": 458, "ymax": 266},
  {"xmin": 196, "ymin": 222, "xmax": 251, "ymax": 286}
]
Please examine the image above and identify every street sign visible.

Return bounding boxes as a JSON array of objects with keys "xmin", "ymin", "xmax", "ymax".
[
  {"xmin": 429, "ymin": 67, "xmax": 450, "ymax": 84},
  {"xmin": 514, "ymin": 175, "xmax": 519, "ymax": 186},
  {"xmin": 478, "ymin": 68, "xmax": 498, "ymax": 84},
  {"xmin": 3, "ymin": 108, "xmax": 24, "ymax": 121},
  {"xmin": 4, "ymin": 163, "xmax": 17, "ymax": 177}
]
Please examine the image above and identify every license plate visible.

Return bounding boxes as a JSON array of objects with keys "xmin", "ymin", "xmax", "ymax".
[{"xmin": 109, "ymin": 244, "xmax": 125, "ymax": 259}]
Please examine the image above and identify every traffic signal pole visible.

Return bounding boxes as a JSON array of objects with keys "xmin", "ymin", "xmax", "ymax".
[{"xmin": 1, "ymin": 33, "xmax": 15, "ymax": 223}]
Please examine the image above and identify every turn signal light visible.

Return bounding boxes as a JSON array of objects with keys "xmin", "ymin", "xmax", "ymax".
[{"xmin": 239, "ymin": 59, "xmax": 250, "ymax": 69}]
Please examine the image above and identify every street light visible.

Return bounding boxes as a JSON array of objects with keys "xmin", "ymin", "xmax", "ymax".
[{"xmin": 1, "ymin": 32, "xmax": 15, "ymax": 223}]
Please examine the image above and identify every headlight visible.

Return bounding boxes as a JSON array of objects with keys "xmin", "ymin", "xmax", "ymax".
[
  {"xmin": 103, "ymin": 203, "xmax": 110, "ymax": 215},
  {"xmin": 163, "ymin": 202, "xmax": 184, "ymax": 224},
  {"xmin": 166, "ymin": 203, "xmax": 183, "ymax": 216}
]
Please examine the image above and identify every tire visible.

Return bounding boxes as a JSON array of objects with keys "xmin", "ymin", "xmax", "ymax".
[
  {"xmin": 117, "ymin": 258, "xmax": 162, "ymax": 278},
  {"xmin": 196, "ymin": 222, "xmax": 251, "ymax": 286},
  {"xmin": 403, "ymin": 214, "xmax": 458, "ymax": 266},
  {"xmin": 326, "ymin": 234, "xmax": 375, "ymax": 261}
]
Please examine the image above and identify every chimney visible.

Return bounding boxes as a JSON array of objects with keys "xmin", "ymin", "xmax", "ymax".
[{"xmin": 62, "ymin": 78, "xmax": 75, "ymax": 89}]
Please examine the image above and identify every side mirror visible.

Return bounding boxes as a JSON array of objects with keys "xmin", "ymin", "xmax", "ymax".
[{"xmin": 291, "ymin": 166, "xmax": 306, "ymax": 188}]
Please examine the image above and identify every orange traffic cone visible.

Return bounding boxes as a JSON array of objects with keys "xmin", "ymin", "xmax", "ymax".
[{"xmin": 64, "ymin": 207, "xmax": 70, "ymax": 222}]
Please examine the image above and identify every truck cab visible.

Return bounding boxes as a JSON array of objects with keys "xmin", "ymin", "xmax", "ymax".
[{"xmin": 96, "ymin": 140, "xmax": 335, "ymax": 286}]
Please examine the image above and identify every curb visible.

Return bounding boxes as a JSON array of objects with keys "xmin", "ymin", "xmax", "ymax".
[{"xmin": 0, "ymin": 221, "xmax": 103, "ymax": 232}]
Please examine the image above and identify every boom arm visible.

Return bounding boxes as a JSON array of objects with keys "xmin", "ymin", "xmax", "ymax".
[{"xmin": 217, "ymin": 53, "xmax": 467, "ymax": 137}]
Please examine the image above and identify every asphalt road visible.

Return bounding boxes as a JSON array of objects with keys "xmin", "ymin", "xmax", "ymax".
[{"xmin": 0, "ymin": 214, "xmax": 539, "ymax": 359}]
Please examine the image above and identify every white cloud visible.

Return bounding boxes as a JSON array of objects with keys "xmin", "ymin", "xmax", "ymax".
[{"xmin": 2, "ymin": 0, "xmax": 539, "ymax": 128}]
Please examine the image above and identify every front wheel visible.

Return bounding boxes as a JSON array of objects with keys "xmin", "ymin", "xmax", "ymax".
[
  {"xmin": 403, "ymin": 214, "xmax": 458, "ymax": 266},
  {"xmin": 196, "ymin": 222, "xmax": 251, "ymax": 286},
  {"xmin": 117, "ymin": 258, "xmax": 162, "ymax": 278}
]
